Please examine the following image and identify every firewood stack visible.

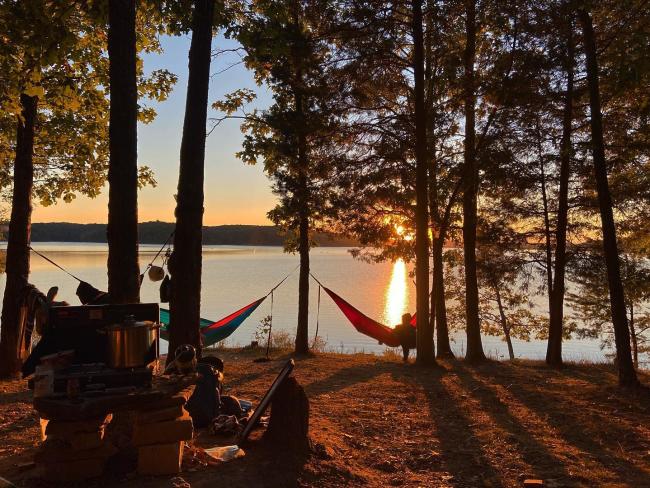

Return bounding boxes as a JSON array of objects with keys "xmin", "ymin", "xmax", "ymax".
[{"xmin": 36, "ymin": 414, "xmax": 116, "ymax": 482}]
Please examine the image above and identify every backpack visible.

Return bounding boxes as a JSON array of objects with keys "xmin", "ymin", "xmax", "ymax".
[{"xmin": 185, "ymin": 362, "xmax": 221, "ymax": 428}]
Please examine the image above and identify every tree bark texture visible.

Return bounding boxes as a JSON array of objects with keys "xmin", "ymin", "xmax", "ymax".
[
  {"xmin": 579, "ymin": 8, "xmax": 638, "ymax": 387},
  {"xmin": 546, "ymin": 14, "xmax": 574, "ymax": 367},
  {"xmin": 462, "ymin": 0, "xmax": 486, "ymax": 363},
  {"xmin": 0, "ymin": 94, "xmax": 37, "ymax": 378},
  {"xmin": 412, "ymin": 0, "xmax": 434, "ymax": 364},
  {"xmin": 107, "ymin": 0, "xmax": 140, "ymax": 304},
  {"xmin": 169, "ymin": 0, "xmax": 214, "ymax": 358}
]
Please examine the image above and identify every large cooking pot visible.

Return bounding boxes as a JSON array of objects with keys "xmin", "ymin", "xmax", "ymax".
[{"xmin": 104, "ymin": 315, "xmax": 160, "ymax": 368}]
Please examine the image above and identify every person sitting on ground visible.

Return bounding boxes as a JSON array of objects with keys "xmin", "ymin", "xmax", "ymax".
[{"xmin": 394, "ymin": 312, "xmax": 416, "ymax": 362}]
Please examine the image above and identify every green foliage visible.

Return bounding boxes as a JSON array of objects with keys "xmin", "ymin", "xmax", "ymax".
[
  {"xmin": 219, "ymin": 0, "xmax": 345, "ymax": 251},
  {"xmin": 444, "ymin": 219, "xmax": 548, "ymax": 355},
  {"xmin": 212, "ymin": 88, "xmax": 257, "ymax": 115},
  {"xmin": 568, "ymin": 244, "xmax": 650, "ymax": 366},
  {"xmin": 253, "ymin": 315, "xmax": 294, "ymax": 351},
  {"xmin": 254, "ymin": 314, "xmax": 273, "ymax": 344},
  {"xmin": 0, "ymin": 0, "xmax": 177, "ymax": 207}
]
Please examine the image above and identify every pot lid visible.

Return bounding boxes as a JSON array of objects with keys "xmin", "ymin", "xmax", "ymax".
[{"xmin": 105, "ymin": 320, "xmax": 158, "ymax": 331}]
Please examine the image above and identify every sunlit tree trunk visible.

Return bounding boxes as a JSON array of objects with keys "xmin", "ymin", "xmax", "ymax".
[
  {"xmin": 547, "ymin": 14, "xmax": 574, "ymax": 367},
  {"xmin": 0, "ymin": 94, "xmax": 37, "ymax": 378},
  {"xmin": 413, "ymin": 0, "xmax": 434, "ymax": 364},
  {"xmin": 462, "ymin": 0, "xmax": 486, "ymax": 363},
  {"xmin": 169, "ymin": 0, "xmax": 214, "ymax": 359},
  {"xmin": 579, "ymin": 8, "xmax": 638, "ymax": 387},
  {"xmin": 107, "ymin": 0, "xmax": 140, "ymax": 304}
]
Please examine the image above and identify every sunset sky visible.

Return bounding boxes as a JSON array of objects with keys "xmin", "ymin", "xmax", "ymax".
[{"xmin": 32, "ymin": 34, "xmax": 275, "ymax": 226}]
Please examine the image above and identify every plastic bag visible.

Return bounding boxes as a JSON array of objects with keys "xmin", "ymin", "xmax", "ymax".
[{"xmin": 204, "ymin": 445, "xmax": 245, "ymax": 462}]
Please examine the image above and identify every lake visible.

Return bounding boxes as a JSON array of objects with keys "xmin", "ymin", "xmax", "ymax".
[{"xmin": 0, "ymin": 242, "xmax": 611, "ymax": 363}]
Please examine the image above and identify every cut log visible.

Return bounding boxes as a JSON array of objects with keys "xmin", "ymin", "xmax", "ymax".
[{"xmin": 263, "ymin": 376, "xmax": 310, "ymax": 453}]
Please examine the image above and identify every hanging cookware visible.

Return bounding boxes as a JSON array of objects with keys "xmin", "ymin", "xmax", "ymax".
[
  {"xmin": 103, "ymin": 315, "xmax": 160, "ymax": 369},
  {"xmin": 148, "ymin": 265, "xmax": 165, "ymax": 282}
]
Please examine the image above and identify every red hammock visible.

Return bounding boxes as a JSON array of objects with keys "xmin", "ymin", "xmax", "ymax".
[{"xmin": 323, "ymin": 287, "xmax": 402, "ymax": 347}]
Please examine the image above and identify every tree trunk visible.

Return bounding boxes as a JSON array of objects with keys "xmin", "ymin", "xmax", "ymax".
[
  {"xmin": 107, "ymin": 0, "xmax": 140, "ymax": 304},
  {"xmin": 0, "ymin": 94, "xmax": 37, "ymax": 378},
  {"xmin": 579, "ymin": 8, "xmax": 638, "ymax": 387},
  {"xmin": 294, "ymin": 91, "xmax": 310, "ymax": 356},
  {"xmin": 539, "ymin": 152, "xmax": 553, "ymax": 312},
  {"xmin": 412, "ymin": 0, "xmax": 434, "ymax": 365},
  {"xmin": 462, "ymin": 0, "xmax": 486, "ymax": 363},
  {"xmin": 424, "ymin": 0, "xmax": 436, "ymax": 352},
  {"xmin": 168, "ymin": 0, "xmax": 214, "ymax": 360},
  {"xmin": 295, "ymin": 193, "xmax": 310, "ymax": 355},
  {"xmin": 423, "ymin": 3, "xmax": 452, "ymax": 359},
  {"xmin": 629, "ymin": 303, "xmax": 638, "ymax": 369},
  {"xmin": 433, "ymin": 241, "xmax": 453, "ymax": 357},
  {"xmin": 546, "ymin": 14, "xmax": 574, "ymax": 367},
  {"xmin": 434, "ymin": 184, "xmax": 460, "ymax": 358},
  {"xmin": 494, "ymin": 285, "xmax": 514, "ymax": 360}
]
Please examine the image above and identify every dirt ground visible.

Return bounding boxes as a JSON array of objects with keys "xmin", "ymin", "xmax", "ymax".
[{"xmin": 0, "ymin": 350, "xmax": 649, "ymax": 487}]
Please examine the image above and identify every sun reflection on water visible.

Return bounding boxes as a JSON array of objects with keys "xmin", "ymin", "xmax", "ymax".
[{"xmin": 384, "ymin": 258, "xmax": 408, "ymax": 327}]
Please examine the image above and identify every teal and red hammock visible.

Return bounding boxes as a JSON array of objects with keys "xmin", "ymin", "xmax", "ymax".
[
  {"xmin": 158, "ymin": 265, "xmax": 298, "ymax": 347},
  {"xmin": 159, "ymin": 279, "xmax": 415, "ymax": 349},
  {"xmin": 159, "ymin": 297, "xmax": 266, "ymax": 347}
]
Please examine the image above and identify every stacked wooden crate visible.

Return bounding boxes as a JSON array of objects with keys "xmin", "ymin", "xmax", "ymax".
[
  {"xmin": 36, "ymin": 414, "xmax": 116, "ymax": 482},
  {"xmin": 133, "ymin": 393, "xmax": 194, "ymax": 475}
]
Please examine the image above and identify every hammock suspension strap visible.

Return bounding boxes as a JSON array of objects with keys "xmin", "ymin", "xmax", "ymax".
[
  {"xmin": 266, "ymin": 289, "xmax": 274, "ymax": 358},
  {"xmin": 313, "ymin": 284, "xmax": 321, "ymax": 347},
  {"xmin": 28, "ymin": 246, "xmax": 83, "ymax": 282}
]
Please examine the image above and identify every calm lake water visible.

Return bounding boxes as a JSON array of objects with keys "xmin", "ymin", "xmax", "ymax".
[{"xmin": 0, "ymin": 242, "xmax": 613, "ymax": 363}]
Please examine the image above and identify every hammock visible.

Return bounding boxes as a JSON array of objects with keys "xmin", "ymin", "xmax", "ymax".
[
  {"xmin": 159, "ymin": 297, "xmax": 266, "ymax": 347},
  {"xmin": 322, "ymin": 287, "xmax": 402, "ymax": 347}
]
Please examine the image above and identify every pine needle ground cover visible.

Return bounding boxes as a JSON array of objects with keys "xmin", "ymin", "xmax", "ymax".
[{"xmin": 1, "ymin": 351, "xmax": 648, "ymax": 487}]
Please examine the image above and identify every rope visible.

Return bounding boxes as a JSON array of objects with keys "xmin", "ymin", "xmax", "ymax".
[
  {"xmin": 265, "ymin": 289, "xmax": 274, "ymax": 358},
  {"xmin": 266, "ymin": 264, "xmax": 300, "ymax": 296},
  {"xmin": 313, "ymin": 284, "xmax": 321, "ymax": 347},
  {"xmin": 309, "ymin": 271, "xmax": 326, "ymax": 289},
  {"xmin": 143, "ymin": 231, "xmax": 175, "ymax": 272},
  {"xmin": 261, "ymin": 264, "xmax": 298, "ymax": 357},
  {"xmin": 28, "ymin": 246, "xmax": 84, "ymax": 282}
]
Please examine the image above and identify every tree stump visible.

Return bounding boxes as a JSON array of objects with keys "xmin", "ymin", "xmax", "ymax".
[{"xmin": 263, "ymin": 376, "xmax": 310, "ymax": 453}]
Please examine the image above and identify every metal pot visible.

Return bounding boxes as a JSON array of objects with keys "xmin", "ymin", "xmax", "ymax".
[{"xmin": 104, "ymin": 316, "xmax": 160, "ymax": 368}]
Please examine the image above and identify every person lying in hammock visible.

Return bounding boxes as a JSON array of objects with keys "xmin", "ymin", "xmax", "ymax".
[{"xmin": 394, "ymin": 313, "xmax": 416, "ymax": 362}]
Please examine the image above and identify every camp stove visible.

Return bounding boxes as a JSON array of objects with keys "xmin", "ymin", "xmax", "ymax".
[
  {"xmin": 52, "ymin": 363, "xmax": 153, "ymax": 394},
  {"xmin": 23, "ymin": 303, "xmax": 160, "ymax": 378}
]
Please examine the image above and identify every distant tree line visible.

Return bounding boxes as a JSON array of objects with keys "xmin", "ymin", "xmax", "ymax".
[{"xmin": 23, "ymin": 221, "xmax": 358, "ymax": 247}]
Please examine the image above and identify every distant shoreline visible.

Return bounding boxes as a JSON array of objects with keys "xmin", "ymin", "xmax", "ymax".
[{"xmin": 14, "ymin": 221, "xmax": 358, "ymax": 247}]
